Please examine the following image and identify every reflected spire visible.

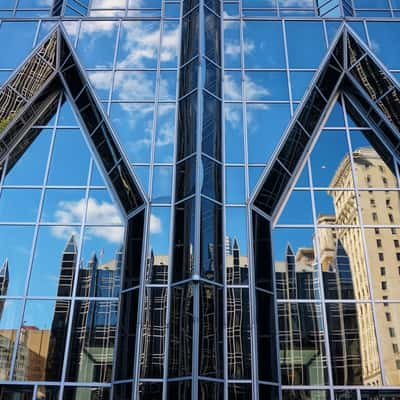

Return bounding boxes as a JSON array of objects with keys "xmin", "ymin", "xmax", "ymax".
[{"xmin": 0, "ymin": 258, "xmax": 9, "ymax": 297}]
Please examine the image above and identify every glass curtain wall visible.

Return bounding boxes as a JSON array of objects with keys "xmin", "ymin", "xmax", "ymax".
[{"xmin": 3, "ymin": 1, "xmax": 400, "ymax": 400}]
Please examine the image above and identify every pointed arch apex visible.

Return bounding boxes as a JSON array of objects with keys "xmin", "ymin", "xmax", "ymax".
[
  {"xmin": 0, "ymin": 22, "xmax": 146, "ymax": 217},
  {"xmin": 251, "ymin": 22, "xmax": 400, "ymax": 222}
]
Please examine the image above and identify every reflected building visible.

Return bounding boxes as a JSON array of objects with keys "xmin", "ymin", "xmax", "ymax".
[
  {"xmin": 329, "ymin": 147, "xmax": 400, "ymax": 385},
  {"xmin": 226, "ymin": 237, "xmax": 249, "ymax": 285},
  {"xmin": 276, "ymin": 145, "xmax": 400, "ymax": 388},
  {"xmin": 4, "ymin": 0, "xmax": 400, "ymax": 398},
  {"xmin": 0, "ymin": 235, "xmax": 122, "ymax": 386}
]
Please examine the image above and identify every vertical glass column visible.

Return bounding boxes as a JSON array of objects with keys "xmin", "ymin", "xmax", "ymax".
[{"xmin": 167, "ymin": 0, "xmax": 223, "ymax": 398}]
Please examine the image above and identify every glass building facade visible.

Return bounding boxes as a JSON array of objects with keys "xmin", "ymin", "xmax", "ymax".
[{"xmin": 3, "ymin": 1, "xmax": 400, "ymax": 399}]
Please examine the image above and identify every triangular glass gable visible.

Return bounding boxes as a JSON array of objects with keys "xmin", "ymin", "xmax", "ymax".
[
  {"xmin": 0, "ymin": 25, "xmax": 147, "ymax": 388},
  {"xmin": 251, "ymin": 25, "xmax": 400, "ymax": 388},
  {"xmin": 0, "ymin": 93, "xmax": 129, "ymax": 383},
  {"xmin": 0, "ymin": 26, "xmax": 144, "ymax": 215},
  {"xmin": 252, "ymin": 26, "xmax": 400, "ymax": 218}
]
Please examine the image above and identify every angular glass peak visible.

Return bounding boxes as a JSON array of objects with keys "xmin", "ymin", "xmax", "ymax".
[
  {"xmin": 254, "ymin": 27, "xmax": 400, "ymax": 216},
  {"xmin": 0, "ymin": 30, "xmax": 58, "ymax": 135},
  {"xmin": 0, "ymin": 94, "xmax": 125, "ymax": 385},
  {"xmin": 0, "ymin": 27, "xmax": 144, "ymax": 213}
]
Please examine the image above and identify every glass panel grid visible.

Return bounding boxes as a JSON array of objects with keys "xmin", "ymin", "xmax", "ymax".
[{"xmin": 0, "ymin": 94, "xmax": 125, "ymax": 397}]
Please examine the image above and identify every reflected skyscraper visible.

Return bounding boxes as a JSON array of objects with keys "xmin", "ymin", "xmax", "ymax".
[{"xmin": 3, "ymin": 1, "xmax": 400, "ymax": 399}]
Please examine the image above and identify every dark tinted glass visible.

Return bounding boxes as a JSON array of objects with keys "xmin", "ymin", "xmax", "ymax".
[{"xmin": 168, "ymin": 284, "xmax": 193, "ymax": 377}]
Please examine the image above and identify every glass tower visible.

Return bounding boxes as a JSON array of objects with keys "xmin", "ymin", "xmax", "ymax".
[{"xmin": 3, "ymin": 0, "xmax": 400, "ymax": 399}]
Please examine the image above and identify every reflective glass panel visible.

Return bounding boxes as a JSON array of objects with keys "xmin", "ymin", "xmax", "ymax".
[
  {"xmin": 226, "ymin": 207, "xmax": 248, "ymax": 285},
  {"xmin": 29, "ymin": 226, "xmax": 80, "ymax": 296},
  {"xmin": 273, "ymin": 228, "xmax": 319, "ymax": 300},
  {"xmin": 0, "ymin": 226, "xmax": 35, "ymax": 296},
  {"xmin": 77, "ymin": 21, "xmax": 118, "ymax": 68},
  {"xmin": 246, "ymin": 104, "xmax": 291, "ymax": 164},
  {"xmin": 14, "ymin": 300, "xmax": 70, "ymax": 381},
  {"xmin": 0, "ymin": 300, "xmax": 23, "ymax": 380},
  {"xmin": 243, "ymin": 21, "xmax": 285, "ymax": 68},
  {"xmin": 4, "ymin": 129, "xmax": 52, "ymax": 185},
  {"xmin": 278, "ymin": 302, "xmax": 328, "ymax": 385},
  {"xmin": 66, "ymin": 300, "xmax": 118, "ymax": 382},
  {"xmin": 47, "ymin": 129, "xmax": 91, "ymax": 186},
  {"xmin": 0, "ymin": 189, "xmax": 41, "ymax": 222},
  {"xmin": 286, "ymin": 21, "xmax": 325, "ymax": 68},
  {"xmin": 117, "ymin": 21, "xmax": 160, "ymax": 68},
  {"xmin": 227, "ymin": 288, "xmax": 251, "ymax": 378},
  {"xmin": 327, "ymin": 303, "xmax": 379, "ymax": 385},
  {"xmin": 146, "ymin": 207, "xmax": 170, "ymax": 284},
  {"xmin": 168, "ymin": 284, "xmax": 193, "ymax": 377},
  {"xmin": 152, "ymin": 166, "xmax": 173, "ymax": 203}
]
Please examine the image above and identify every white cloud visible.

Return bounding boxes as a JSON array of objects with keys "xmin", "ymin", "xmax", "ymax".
[
  {"xmin": 225, "ymin": 42, "xmax": 241, "ymax": 57},
  {"xmin": 156, "ymin": 120, "xmax": 174, "ymax": 147},
  {"xmin": 86, "ymin": 198, "xmax": 122, "ymax": 225},
  {"xmin": 279, "ymin": 0, "xmax": 313, "ymax": 6},
  {"xmin": 246, "ymin": 104, "xmax": 270, "ymax": 130},
  {"xmin": 88, "ymin": 71, "xmax": 112, "ymax": 91},
  {"xmin": 370, "ymin": 39, "xmax": 380, "ymax": 54},
  {"xmin": 224, "ymin": 104, "xmax": 241, "ymax": 127},
  {"xmin": 79, "ymin": 20, "xmax": 117, "ymax": 36},
  {"xmin": 150, "ymin": 213, "xmax": 162, "ymax": 234},
  {"xmin": 244, "ymin": 73, "xmax": 271, "ymax": 99},
  {"xmin": 91, "ymin": 0, "xmax": 126, "ymax": 7},
  {"xmin": 243, "ymin": 40, "xmax": 255, "ymax": 55},
  {"xmin": 224, "ymin": 73, "xmax": 242, "ymax": 100},
  {"xmin": 113, "ymin": 71, "xmax": 156, "ymax": 101},
  {"xmin": 51, "ymin": 197, "xmax": 123, "ymax": 244}
]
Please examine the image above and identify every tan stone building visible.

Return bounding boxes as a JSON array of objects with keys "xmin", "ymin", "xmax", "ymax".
[{"xmin": 327, "ymin": 146, "xmax": 400, "ymax": 385}]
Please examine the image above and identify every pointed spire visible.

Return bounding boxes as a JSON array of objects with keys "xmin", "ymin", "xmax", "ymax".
[
  {"xmin": 87, "ymin": 252, "xmax": 98, "ymax": 270},
  {"xmin": 286, "ymin": 243, "xmax": 294, "ymax": 257},
  {"xmin": 0, "ymin": 258, "xmax": 9, "ymax": 278},
  {"xmin": 64, "ymin": 234, "xmax": 78, "ymax": 253}
]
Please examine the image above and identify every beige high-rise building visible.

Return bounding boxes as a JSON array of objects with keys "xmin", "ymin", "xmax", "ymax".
[{"xmin": 327, "ymin": 146, "xmax": 400, "ymax": 385}]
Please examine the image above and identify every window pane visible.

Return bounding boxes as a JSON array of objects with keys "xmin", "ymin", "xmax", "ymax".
[
  {"xmin": 77, "ymin": 21, "xmax": 118, "ymax": 68},
  {"xmin": 14, "ymin": 300, "xmax": 70, "ymax": 381},
  {"xmin": 0, "ymin": 226, "xmax": 35, "ymax": 295},
  {"xmin": 243, "ymin": 21, "xmax": 285, "ymax": 68},
  {"xmin": 29, "ymin": 226, "xmax": 80, "ymax": 296},
  {"xmin": 0, "ymin": 189, "xmax": 41, "ymax": 222},
  {"xmin": 286, "ymin": 21, "xmax": 325, "ymax": 68},
  {"xmin": 66, "ymin": 300, "xmax": 118, "ymax": 382},
  {"xmin": 0, "ymin": 300, "xmax": 23, "ymax": 380}
]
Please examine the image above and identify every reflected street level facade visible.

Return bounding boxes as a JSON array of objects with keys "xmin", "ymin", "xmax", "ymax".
[{"xmin": 4, "ymin": 1, "xmax": 400, "ymax": 400}]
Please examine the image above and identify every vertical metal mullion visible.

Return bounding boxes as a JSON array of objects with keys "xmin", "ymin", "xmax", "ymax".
[
  {"xmin": 148, "ymin": 11, "xmax": 164, "ymax": 206},
  {"xmin": 106, "ymin": 19, "xmax": 121, "ymax": 118},
  {"xmin": 342, "ymin": 94, "xmax": 387, "ymax": 386},
  {"xmin": 8, "ymin": 94, "xmax": 62, "ymax": 383},
  {"xmin": 308, "ymin": 140, "xmax": 335, "ymax": 398},
  {"xmin": 267, "ymin": 215, "xmax": 284, "ymax": 400},
  {"xmin": 220, "ymin": 0, "xmax": 229, "ymax": 397},
  {"xmin": 192, "ymin": 3, "xmax": 205, "ymax": 398},
  {"xmin": 58, "ymin": 95, "xmax": 93, "ymax": 399},
  {"xmin": 246, "ymin": 208, "xmax": 259, "ymax": 400},
  {"xmin": 161, "ymin": 0, "xmax": 183, "ymax": 397},
  {"xmin": 238, "ymin": 0, "xmax": 258, "ymax": 398},
  {"xmin": 131, "ymin": 205, "xmax": 151, "ymax": 400},
  {"xmin": 134, "ymin": 4, "xmax": 164, "ymax": 395},
  {"xmin": 33, "ymin": 19, "xmax": 41, "ymax": 48},
  {"xmin": 33, "ymin": 384, "xmax": 38, "ymax": 400},
  {"xmin": 282, "ymin": 20, "xmax": 294, "ymax": 118}
]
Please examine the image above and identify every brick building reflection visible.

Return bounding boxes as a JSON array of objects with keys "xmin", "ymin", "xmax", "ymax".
[{"xmin": 0, "ymin": 234, "xmax": 122, "ymax": 394}]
